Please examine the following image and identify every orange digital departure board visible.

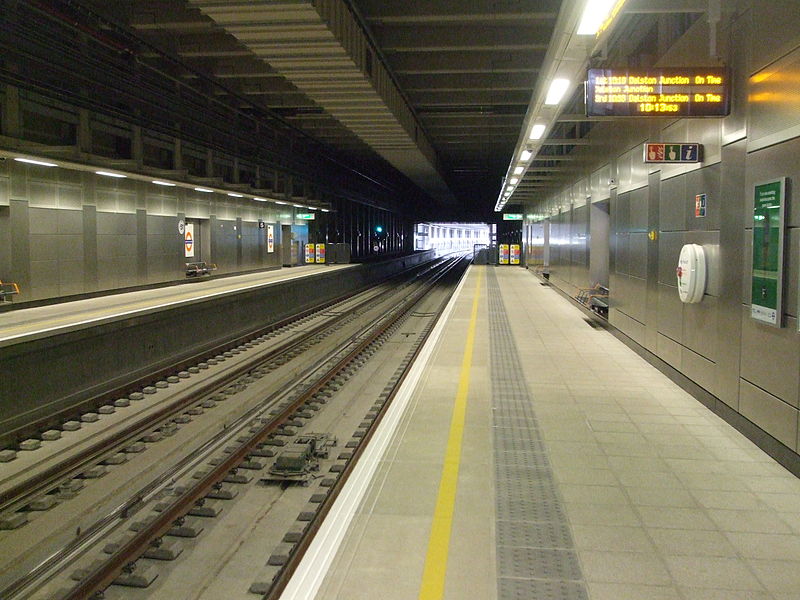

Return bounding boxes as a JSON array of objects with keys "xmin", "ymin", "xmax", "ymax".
[{"xmin": 586, "ymin": 68, "xmax": 730, "ymax": 117}]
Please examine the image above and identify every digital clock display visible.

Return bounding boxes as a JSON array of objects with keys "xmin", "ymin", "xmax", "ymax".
[{"xmin": 586, "ymin": 68, "xmax": 730, "ymax": 117}]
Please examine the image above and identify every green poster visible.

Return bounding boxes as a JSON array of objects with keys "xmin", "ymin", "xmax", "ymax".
[{"xmin": 751, "ymin": 178, "xmax": 786, "ymax": 326}]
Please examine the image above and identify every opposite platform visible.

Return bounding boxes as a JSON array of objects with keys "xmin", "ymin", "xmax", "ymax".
[
  {"xmin": 313, "ymin": 265, "xmax": 800, "ymax": 600},
  {"xmin": 0, "ymin": 264, "xmax": 352, "ymax": 347}
]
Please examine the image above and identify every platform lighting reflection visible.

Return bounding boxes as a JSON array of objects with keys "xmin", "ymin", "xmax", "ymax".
[
  {"xmin": 14, "ymin": 157, "xmax": 58, "ymax": 167},
  {"xmin": 577, "ymin": 0, "xmax": 616, "ymax": 35},
  {"xmin": 521, "ymin": 150, "xmax": 533, "ymax": 161},
  {"xmin": 96, "ymin": 171, "xmax": 126, "ymax": 178},
  {"xmin": 151, "ymin": 180, "xmax": 176, "ymax": 187},
  {"xmin": 545, "ymin": 78, "xmax": 570, "ymax": 105},
  {"xmin": 529, "ymin": 123, "xmax": 547, "ymax": 140},
  {"xmin": 227, "ymin": 192, "xmax": 243, "ymax": 197},
  {"xmin": 194, "ymin": 187, "xmax": 213, "ymax": 193}
]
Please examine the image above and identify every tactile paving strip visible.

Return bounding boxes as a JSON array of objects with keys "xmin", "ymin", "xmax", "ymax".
[{"xmin": 487, "ymin": 269, "xmax": 588, "ymax": 600}]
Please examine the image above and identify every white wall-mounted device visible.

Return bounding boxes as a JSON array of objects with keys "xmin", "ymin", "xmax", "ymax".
[{"xmin": 676, "ymin": 243, "xmax": 706, "ymax": 303}]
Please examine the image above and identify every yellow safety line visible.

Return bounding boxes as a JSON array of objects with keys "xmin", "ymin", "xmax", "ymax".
[{"xmin": 418, "ymin": 269, "xmax": 482, "ymax": 600}]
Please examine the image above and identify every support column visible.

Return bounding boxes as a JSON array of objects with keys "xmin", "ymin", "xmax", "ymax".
[
  {"xmin": 2, "ymin": 85, "xmax": 21, "ymax": 138},
  {"xmin": 83, "ymin": 204, "xmax": 98, "ymax": 292}
]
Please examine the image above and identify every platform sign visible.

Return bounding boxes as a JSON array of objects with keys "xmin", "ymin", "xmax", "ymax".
[
  {"xmin": 510, "ymin": 244, "xmax": 521, "ymax": 265},
  {"xmin": 503, "ymin": 213, "xmax": 523, "ymax": 220},
  {"xmin": 296, "ymin": 213, "xmax": 315, "ymax": 220},
  {"xmin": 751, "ymin": 178, "xmax": 786, "ymax": 326},
  {"xmin": 305, "ymin": 243, "xmax": 315, "ymax": 264},
  {"xmin": 586, "ymin": 68, "xmax": 730, "ymax": 117},
  {"xmin": 644, "ymin": 143, "xmax": 701, "ymax": 163},
  {"xmin": 499, "ymin": 244, "xmax": 510, "ymax": 265},
  {"xmin": 315, "ymin": 243, "xmax": 325, "ymax": 263},
  {"xmin": 184, "ymin": 223, "xmax": 195, "ymax": 258},
  {"xmin": 267, "ymin": 225, "xmax": 275, "ymax": 253},
  {"xmin": 694, "ymin": 194, "xmax": 707, "ymax": 217}
]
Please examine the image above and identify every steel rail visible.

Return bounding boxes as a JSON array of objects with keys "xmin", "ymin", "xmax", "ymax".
[{"xmin": 58, "ymin": 256, "xmax": 465, "ymax": 600}]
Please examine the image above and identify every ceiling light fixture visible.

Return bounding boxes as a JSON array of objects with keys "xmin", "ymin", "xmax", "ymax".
[
  {"xmin": 96, "ymin": 171, "xmax": 126, "ymax": 178},
  {"xmin": 14, "ymin": 157, "xmax": 57, "ymax": 167},
  {"xmin": 514, "ymin": 166, "xmax": 524, "ymax": 175},
  {"xmin": 227, "ymin": 192, "xmax": 243, "ymax": 197},
  {"xmin": 510, "ymin": 177, "xmax": 519, "ymax": 184},
  {"xmin": 545, "ymin": 78, "xmax": 570, "ymax": 105},
  {"xmin": 252, "ymin": 197, "xmax": 267, "ymax": 202},
  {"xmin": 274, "ymin": 200, "xmax": 287, "ymax": 205},
  {"xmin": 194, "ymin": 187, "xmax": 214, "ymax": 193},
  {"xmin": 577, "ymin": 0, "xmax": 618, "ymax": 35},
  {"xmin": 521, "ymin": 150, "xmax": 533, "ymax": 161},
  {"xmin": 152, "ymin": 180, "xmax": 176, "ymax": 187},
  {"xmin": 529, "ymin": 123, "xmax": 547, "ymax": 140}
]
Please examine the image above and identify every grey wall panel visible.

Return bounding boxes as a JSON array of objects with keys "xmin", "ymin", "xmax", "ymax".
[
  {"xmin": 745, "ymin": 136, "xmax": 800, "ymax": 227},
  {"xmin": 629, "ymin": 187, "xmax": 648, "ymax": 231},
  {"xmin": 748, "ymin": 44, "xmax": 800, "ymax": 148},
  {"xmin": 786, "ymin": 228, "xmax": 800, "ymax": 319},
  {"xmin": 589, "ymin": 201, "xmax": 610, "ymax": 286},
  {"xmin": 681, "ymin": 346, "xmax": 717, "ymax": 396},
  {"xmin": 739, "ymin": 379, "xmax": 799, "ymax": 451},
  {"xmin": 660, "ymin": 175, "xmax": 687, "ymax": 232},
  {"xmin": 657, "ymin": 283, "xmax": 683, "ymax": 343},
  {"xmin": 629, "ymin": 233, "xmax": 648, "ymax": 279},
  {"xmin": 610, "ymin": 307, "xmax": 645, "ymax": 345},
  {"xmin": 686, "ymin": 163, "xmax": 721, "ymax": 231},
  {"xmin": 683, "ymin": 294, "xmax": 718, "ymax": 362},
  {"xmin": 625, "ymin": 276, "xmax": 647, "ymax": 324},
  {"xmin": 0, "ymin": 207, "xmax": 10, "ymax": 278},
  {"xmin": 58, "ymin": 259, "xmax": 85, "ymax": 296},
  {"xmin": 615, "ymin": 191, "xmax": 630, "ymax": 233},
  {"xmin": 57, "ymin": 209, "xmax": 83, "ymax": 234},
  {"xmin": 658, "ymin": 231, "xmax": 684, "ymax": 285},
  {"xmin": 615, "ymin": 233, "xmax": 630, "ymax": 275},
  {"xmin": 716, "ymin": 140, "xmax": 747, "ymax": 410},
  {"xmin": 740, "ymin": 307, "xmax": 800, "ymax": 408},
  {"xmin": 656, "ymin": 332, "xmax": 682, "ymax": 369},
  {"xmin": 11, "ymin": 200, "xmax": 32, "ymax": 300},
  {"xmin": 28, "ymin": 207, "xmax": 58, "ymax": 234}
]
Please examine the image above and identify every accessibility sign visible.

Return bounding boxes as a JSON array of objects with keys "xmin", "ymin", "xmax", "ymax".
[{"xmin": 644, "ymin": 143, "xmax": 701, "ymax": 163}]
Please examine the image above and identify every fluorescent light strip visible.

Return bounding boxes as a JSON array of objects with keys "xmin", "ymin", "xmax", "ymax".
[
  {"xmin": 227, "ymin": 192, "xmax": 243, "ymax": 198},
  {"xmin": 529, "ymin": 123, "xmax": 547, "ymax": 140},
  {"xmin": 274, "ymin": 200, "xmax": 287, "ymax": 205},
  {"xmin": 293, "ymin": 204, "xmax": 304, "ymax": 208},
  {"xmin": 14, "ymin": 157, "xmax": 58, "ymax": 167},
  {"xmin": 253, "ymin": 197, "xmax": 267, "ymax": 202},
  {"xmin": 321, "ymin": 209, "xmax": 329, "ymax": 213},
  {"xmin": 577, "ymin": 0, "xmax": 616, "ymax": 35},
  {"xmin": 510, "ymin": 177, "xmax": 519, "ymax": 184},
  {"xmin": 152, "ymin": 180, "xmax": 176, "ymax": 187},
  {"xmin": 545, "ymin": 78, "xmax": 570, "ymax": 105},
  {"xmin": 194, "ymin": 187, "xmax": 214, "ymax": 193},
  {"xmin": 513, "ymin": 166, "xmax": 524, "ymax": 175},
  {"xmin": 521, "ymin": 150, "xmax": 533, "ymax": 162},
  {"xmin": 96, "ymin": 171, "xmax": 126, "ymax": 178}
]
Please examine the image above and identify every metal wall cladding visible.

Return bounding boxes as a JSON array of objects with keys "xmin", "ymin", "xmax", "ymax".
[{"xmin": 534, "ymin": 5, "xmax": 800, "ymax": 453}]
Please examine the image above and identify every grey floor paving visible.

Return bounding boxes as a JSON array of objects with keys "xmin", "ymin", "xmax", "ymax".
[{"xmin": 315, "ymin": 266, "xmax": 800, "ymax": 600}]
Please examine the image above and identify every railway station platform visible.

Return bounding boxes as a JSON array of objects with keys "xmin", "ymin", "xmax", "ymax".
[
  {"xmin": 308, "ymin": 265, "xmax": 800, "ymax": 600},
  {"xmin": 0, "ymin": 264, "xmax": 354, "ymax": 347}
]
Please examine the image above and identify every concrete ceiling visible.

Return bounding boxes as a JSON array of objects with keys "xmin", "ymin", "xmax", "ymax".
[{"xmin": 120, "ymin": 0, "xmax": 565, "ymax": 217}]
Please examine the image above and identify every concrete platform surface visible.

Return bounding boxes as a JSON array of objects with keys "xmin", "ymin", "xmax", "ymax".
[
  {"xmin": 314, "ymin": 266, "xmax": 800, "ymax": 600},
  {"xmin": 0, "ymin": 264, "xmax": 352, "ymax": 346}
]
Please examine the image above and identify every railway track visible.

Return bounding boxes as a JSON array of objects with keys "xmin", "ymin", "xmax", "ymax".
[{"xmin": 0, "ymin": 255, "xmax": 468, "ymax": 600}]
